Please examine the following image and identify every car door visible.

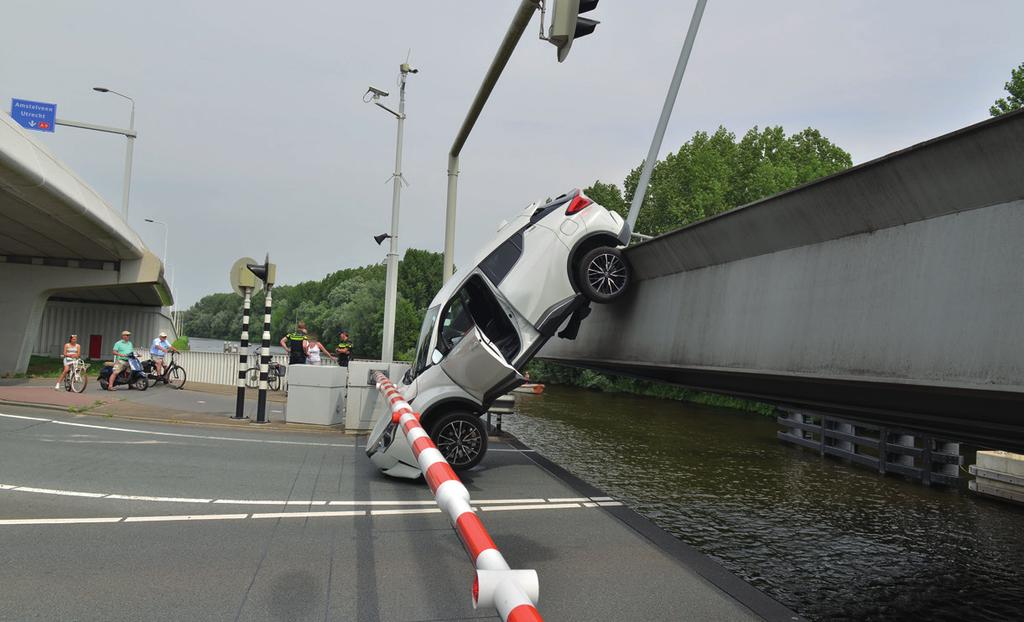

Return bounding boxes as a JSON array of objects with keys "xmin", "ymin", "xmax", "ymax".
[{"xmin": 440, "ymin": 325, "xmax": 522, "ymax": 403}]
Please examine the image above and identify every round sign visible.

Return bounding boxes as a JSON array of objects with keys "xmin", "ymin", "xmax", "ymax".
[{"xmin": 229, "ymin": 256, "xmax": 262, "ymax": 297}]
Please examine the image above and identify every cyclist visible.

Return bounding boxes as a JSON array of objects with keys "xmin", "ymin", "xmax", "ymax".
[
  {"xmin": 107, "ymin": 330, "xmax": 134, "ymax": 390},
  {"xmin": 55, "ymin": 334, "xmax": 82, "ymax": 390},
  {"xmin": 280, "ymin": 321, "xmax": 308, "ymax": 366},
  {"xmin": 150, "ymin": 331, "xmax": 178, "ymax": 378}
]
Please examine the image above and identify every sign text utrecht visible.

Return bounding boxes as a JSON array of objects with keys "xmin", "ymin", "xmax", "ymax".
[{"xmin": 10, "ymin": 98, "xmax": 57, "ymax": 132}]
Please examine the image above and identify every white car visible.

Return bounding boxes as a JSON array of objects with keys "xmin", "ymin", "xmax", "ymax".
[{"xmin": 367, "ymin": 188, "xmax": 631, "ymax": 477}]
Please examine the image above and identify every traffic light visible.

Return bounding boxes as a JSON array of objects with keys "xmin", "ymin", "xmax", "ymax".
[
  {"xmin": 246, "ymin": 254, "xmax": 276, "ymax": 286},
  {"xmin": 548, "ymin": 0, "xmax": 600, "ymax": 63}
]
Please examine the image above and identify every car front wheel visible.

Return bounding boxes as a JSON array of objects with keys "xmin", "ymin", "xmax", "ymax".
[
  {"xmin": 577, "ymin": 246, "xmax": 631, "ymax": 303},
  {"xmin": 429, "ymin": 412, "xmax": 488, "ymax": 471}
]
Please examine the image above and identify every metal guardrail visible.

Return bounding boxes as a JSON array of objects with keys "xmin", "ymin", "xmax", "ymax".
[
  {"xmin": 174, "ymin": 351, "xmax": 288, "ymax": 387},
  {"xmin": 373, "ymin": 372, "xmax": 543, "ymax": 621},
  {"xmin": 778, "ymin": 411, "xmax": 962, "ymax": 486}
]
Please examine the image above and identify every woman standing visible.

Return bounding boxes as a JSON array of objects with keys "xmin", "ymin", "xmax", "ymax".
[
  {"xmin": 55, "ymin": 334, "xmax": 81, "ymax": 390},
  {"xmin": 304, "ymin": 333, "xmax": 335, "ymax": 366}
]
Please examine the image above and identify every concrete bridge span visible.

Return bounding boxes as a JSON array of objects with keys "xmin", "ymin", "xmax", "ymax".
[
  {"xmin": 541, "ymin": 109, "xmax": 1024, "ymax": 452},
  {"xmin": 0, "ymin": 113, "xmax": 172, "ymax": 374}
]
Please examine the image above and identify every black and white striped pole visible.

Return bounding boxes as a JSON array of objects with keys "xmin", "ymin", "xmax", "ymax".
[
  {"xmin": 255, "ymin": 284, "xmax": 273, "ymax": 423},
  {"xmin": 245, "ymin": 255, "xmax": 276, "ymax": 424},
  {"xmin": 234, "ymin": 286, "xmax": 252, "ymax": 419},
  {"xmin": 229, "ymin": 256, "xmax": 261, "ymax": 420}
]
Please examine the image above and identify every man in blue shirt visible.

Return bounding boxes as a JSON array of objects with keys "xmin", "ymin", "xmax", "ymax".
[{"xmin": 150, "ymin": 332, "xmax": 178, "ymax": 378}]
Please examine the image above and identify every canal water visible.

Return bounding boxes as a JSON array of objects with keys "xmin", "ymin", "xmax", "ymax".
[{"xmin": 505, "ymin": 386, "xmax": 1024, "ymax": 621}]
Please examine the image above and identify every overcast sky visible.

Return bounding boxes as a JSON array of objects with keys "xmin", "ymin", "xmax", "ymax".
[{"xmin": 3, "ymin": 1, "xmax": 1022, "ymax": 307}]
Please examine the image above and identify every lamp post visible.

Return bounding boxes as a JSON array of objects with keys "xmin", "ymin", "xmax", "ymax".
[
  {"xmin": 93, "ymin": 87, "xmax": 136, "ymax": 218},
  {"xmin": 366, "ymin": 61, "xmax": 417, "ymax": 363},
  {"xmin": 143, "ymin": 218, "xmax": 168, "ymax": 265}
]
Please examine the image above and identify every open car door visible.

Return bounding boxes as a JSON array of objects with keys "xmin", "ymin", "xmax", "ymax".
[{"xmin": 440, "ymin": 325, "xmax": 523, "ymax": 404}]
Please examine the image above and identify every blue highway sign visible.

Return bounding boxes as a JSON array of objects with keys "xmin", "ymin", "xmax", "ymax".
[{"xmin": 10, "ymin": 98, "xmax": 57, "ymax": 132}]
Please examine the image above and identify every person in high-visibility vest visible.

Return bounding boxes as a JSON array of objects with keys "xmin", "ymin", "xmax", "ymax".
[
  {"xmin": 279, "ymin": 321, "xmax": 308, "ymax": 365},
  {"xmin": 335, "ymin": 330, "xmax": 353, "ymax": 367}
]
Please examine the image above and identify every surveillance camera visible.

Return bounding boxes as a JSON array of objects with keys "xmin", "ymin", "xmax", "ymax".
[
  {"xmin": 400, "ymin": 63, "xmax": 419, "ymax": 74},
  {"xmin": 366, "ymin": 86, "xmax": 389, "ymax": 98}
]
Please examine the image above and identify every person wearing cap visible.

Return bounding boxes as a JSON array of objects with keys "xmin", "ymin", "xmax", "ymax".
[
  {"xmin": 108, "ymin": 331, "xmax": 135, "ymax": 390},
  {"xmin": 150, "ymin": 331, "xmax": 178, "ymax": 379},
  {"xmin": 335, "ymin": 331, "xmax": 353, "ymax": 367},
  {"xmin": 54, "ymin": 334, "xmax": 82, "ymax": 390}
]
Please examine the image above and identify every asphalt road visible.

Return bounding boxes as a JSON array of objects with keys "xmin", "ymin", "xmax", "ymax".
[{"xmin": 0, "ymin": 404, "xmax": 773, "ymax": 622}]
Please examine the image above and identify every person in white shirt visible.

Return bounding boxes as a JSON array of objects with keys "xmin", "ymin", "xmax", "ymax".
[
  {"xmin": 303, "ymin": 333, "xmax": 335, "ymax": 366},
  {"xmin": 150, "ymin": 332, "xmax": 178, "ymax": 378},
  {"xmin": 55, "ymin": 334, "xmax": 82, "ymax": 390}
]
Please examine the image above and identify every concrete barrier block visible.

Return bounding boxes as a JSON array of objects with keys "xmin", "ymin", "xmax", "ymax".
[{"xmin": 976, "ymin": 450, "xmax": 1010, "ymax": 472}]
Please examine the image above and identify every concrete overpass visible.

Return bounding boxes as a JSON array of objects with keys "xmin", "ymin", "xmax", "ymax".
[
  {"xmin": 542, "ymin": 109, "xmax": 1024, "ymax": 452},
  {"xmin": 0, "ymin": 112, "xmax": 172, "ymax": 374}
]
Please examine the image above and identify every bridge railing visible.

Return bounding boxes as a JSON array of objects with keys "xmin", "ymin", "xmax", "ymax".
[
  {"xmin": 174, "ymin": 351, "xmax": 288, "ymax": 387},
  {"xmin": 373, "ymin": 372, "xmax": 543, "ymax": 622}
]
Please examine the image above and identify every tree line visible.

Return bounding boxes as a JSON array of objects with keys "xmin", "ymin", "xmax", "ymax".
[{"xmin": 181, "ymin": 249, "xmax": 443, "ymax": 361}]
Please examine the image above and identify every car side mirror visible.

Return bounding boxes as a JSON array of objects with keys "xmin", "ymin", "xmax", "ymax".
[{"xmin": 431, "ymin": 349, "xmax": 444, "ymax": 365}]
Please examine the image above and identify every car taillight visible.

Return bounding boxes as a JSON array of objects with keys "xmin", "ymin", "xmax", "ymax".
[{"xmin": 565, "ymin": 194, "xmax": 592, "ymax": 215}]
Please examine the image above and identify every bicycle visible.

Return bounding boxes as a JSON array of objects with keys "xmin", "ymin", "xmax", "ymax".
[
  {"xmin": 244, "ymin": 348, "xmax": 284, "ymax": 391},
  {"xmin": 143, "ymin": 352, "xmax": 187, "ymax": 389},
  {"xmin": 63, "ymin": 359, "xmax": 89, "ymax": 393}
]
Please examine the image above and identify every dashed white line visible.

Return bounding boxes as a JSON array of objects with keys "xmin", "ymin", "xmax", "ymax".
[
  {"xmin": 251, "ymin": 510, "xmax": 365, "ymax": 519},
  {"xmin": 123, "ymin": 514, "xmax": 248, "ymax": 523},
  {"xmin": 370, "ymin": 508, "xmax": 442, "ymax": 516},
  {"xmin": 105, "ymin": 494, "xmax": 214, "ymax": 503},
  {"xmin": 0, "ymin": 517, "xmax": 124, "ymax": 525},
  {"xmin": 13, "ymin": 486, "xmax": 105, "ymax": 498},
  {"xmin": 482, "ymin": 503, "xmax": 583, "ymax": 512}
]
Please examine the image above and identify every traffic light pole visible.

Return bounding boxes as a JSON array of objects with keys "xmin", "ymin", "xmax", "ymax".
[
  {"xmin": 234, "ymin": 286, "xmax": 252, "ymax": 419},
  {"xmin": 625, "ymin": 0, "xmax": 708, "ymax": 230},
  {"xmin": 443, "ymin": 0, "xmax": 541, "ymax": 282},
  {"xmin": 254, "ymin": 284, "xmax": 273, "ymax": 424}
]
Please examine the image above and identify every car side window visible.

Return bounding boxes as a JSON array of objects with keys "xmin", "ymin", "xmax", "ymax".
[{"xmin": 439, "ymin": 293, "xmax": 473, "ymax": 353}]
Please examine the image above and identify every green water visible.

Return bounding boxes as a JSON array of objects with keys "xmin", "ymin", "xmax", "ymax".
[{"xmin": 505, "ymin": 385, "xmax": 1024, "ymax": 621}]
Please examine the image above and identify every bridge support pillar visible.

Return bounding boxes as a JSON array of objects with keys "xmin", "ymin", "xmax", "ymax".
[{"xmin": 0, "ymin": 258, "xmax": 159, "ymax": 375}]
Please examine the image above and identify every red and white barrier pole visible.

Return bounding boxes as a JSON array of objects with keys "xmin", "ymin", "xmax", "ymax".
[{"xmin": 373, "ymin": 372, "xmax": 543, "ymax": 622}]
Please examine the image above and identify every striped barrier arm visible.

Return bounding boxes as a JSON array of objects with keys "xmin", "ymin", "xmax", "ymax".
[{"xmin": 373, "ymin": 372, "xmax": 543, "ymax": 622}]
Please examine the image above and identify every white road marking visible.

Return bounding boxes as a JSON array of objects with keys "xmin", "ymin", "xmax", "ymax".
[
  {"xmin": 596, "ymin": 501, "xmax": 624, "ymax": 507},
  {"xmin": 482, "ymin": 503, "xmax": 583, "ymax": 512},
  {"xmin": 0, "ymin": 517, "xmax": 124, "ymax": 525},
  {"xmin": 14, "ymin": 486, "xmax": 105, "ymax": 498},
  {"xmin": 124, "ymin": 514, "xmax": 247, "ymax": 523},
  {"xmin": 547, "ymin": 497, "xmax": 590, "ymax": 503},
  {"xmin": 251, "ymin": 510, "xmax": 365, "ymax": 519},
  {"xmin": 2, "ymin": 482, "xmax": 604, "ymax": 509},
  {"xmin": 0, "ymin": 412, "xmax": 355, "ymax": 447},
  {"xmin": 370, "ymin": 508, "xmax": 442, "ymax": 516},
  {"xmin": 0, "ymin": 501, "xmax": 620, "ymax": 527},
  {"xmin": 105, "ymin": 494, "xmax": 214, "ymax": 503}
]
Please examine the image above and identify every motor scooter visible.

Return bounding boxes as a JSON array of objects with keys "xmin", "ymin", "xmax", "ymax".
[{"xmin": 98, "ymin": 353, "xmax": 148, "ymax": 391}]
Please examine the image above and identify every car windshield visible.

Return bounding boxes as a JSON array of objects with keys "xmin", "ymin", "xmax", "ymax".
[{"xmin": 412, "ymin": 305, "xmax": 440, "ymax": 377}]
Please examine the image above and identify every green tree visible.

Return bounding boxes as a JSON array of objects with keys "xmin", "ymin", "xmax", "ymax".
[
  {"xmin": 990, "ymin": 62, "xmax": 1024, "ymax": 116},
  {"xmin": 583, "ymin": 180, "xmax": 627, "ymax": 217},
  {"xmin": 603, "ymin": 125, "xmax": 851, "ymax": 236},
  {"xmin": 180, "ymin": 249, "xmax": 442, "ymax": 362}
]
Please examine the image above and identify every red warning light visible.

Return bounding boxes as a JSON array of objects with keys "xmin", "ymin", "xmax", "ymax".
[{"xmin": 39, "ymin": 122, "xmax": 50, "ymax": 129}]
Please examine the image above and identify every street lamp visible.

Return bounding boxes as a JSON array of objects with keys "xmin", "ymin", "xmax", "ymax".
[
  {"xmin": 143, "ymin": 218, "xmax": 169, "ymax": 265},
  {"xmin": 93, "ymin": 87, "xmax": 136, "ymax": 218},
  {"xmin": 366, "ymin": 61, "xmax": 417, "ymax": 363}
]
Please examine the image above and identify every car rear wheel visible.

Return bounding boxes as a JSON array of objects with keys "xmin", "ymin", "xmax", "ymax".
[
  {"xmin": 577, "ymin": 246, "xmax": 631, "ymax": 303},
  {"xmin": 429, "ymin": 412, "xmax": 488, "ymax": 471}
]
